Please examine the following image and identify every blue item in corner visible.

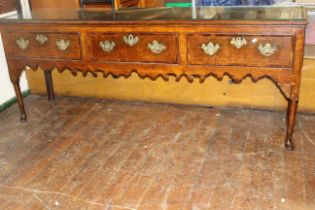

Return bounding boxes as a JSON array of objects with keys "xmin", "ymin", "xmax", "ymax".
[
  {"xmin": 197, "ymin": 0, "xmax": 242, "ymax": 6},
  {"xmin": 196, "ymin": 0, "xmax": 274, "ymax": 6}
]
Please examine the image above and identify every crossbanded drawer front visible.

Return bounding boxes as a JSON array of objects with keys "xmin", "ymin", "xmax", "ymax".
[
  {"xmin": 7, "ymin": 32, "xmax": 81, "ymax": 60},
  {"xmin": 187, "ymin": 34, "xmax": 293, "ymax": 68},
  {"xmin": 89, "ymin": 32, "xmax": 178, "ymax": 64}
]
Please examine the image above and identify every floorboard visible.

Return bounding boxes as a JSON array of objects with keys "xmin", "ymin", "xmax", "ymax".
[{"xmin": 0, "ymin": 95, "xmax": 314, "ymax": 210}]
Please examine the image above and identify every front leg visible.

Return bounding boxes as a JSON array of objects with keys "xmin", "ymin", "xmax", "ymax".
[
  {"xmin": 11, "ymin": 80, "xmax": 27, "ymax": 122},
  {"xmin": 285, "ymin": 99, "xmax": 298, "ymax": 150}
]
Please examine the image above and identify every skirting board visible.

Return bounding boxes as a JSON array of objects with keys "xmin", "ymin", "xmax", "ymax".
[{"xmin": 0, "ymin": 90, "xmax": 30, "ymax": 113}]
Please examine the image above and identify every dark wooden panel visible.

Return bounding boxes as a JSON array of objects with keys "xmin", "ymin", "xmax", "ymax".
[
  {"xmin": 187, "ymin": 34, "xmax": 293, "ymax": 68},
  {"xmin": 30, "ymin": 0, "xmax": 80, "ymax": 9},
  {"xmin": 0, "ymin": 0, "xmax": 16, "ymax": 14}
]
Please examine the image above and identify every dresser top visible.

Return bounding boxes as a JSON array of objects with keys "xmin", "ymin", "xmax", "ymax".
[{"xmin": 0, "ymin": 6, "xmax": 307, "ymax": 24}]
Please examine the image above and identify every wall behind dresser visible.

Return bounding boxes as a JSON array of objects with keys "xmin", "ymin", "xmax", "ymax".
[
  {"xmin": 0, "ymin": 0, "xmax": 30, "ymax": 105},
  {"xmin": 25, "ymin": 59, "xmax": 315, "ymax": 112}
]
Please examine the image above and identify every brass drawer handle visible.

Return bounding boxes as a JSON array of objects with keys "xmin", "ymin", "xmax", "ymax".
[
  {"xmin": 56, "ymin": 39, "xmax": 70, "ymax": 51},
  {"xmin": 123, "ymin": 34, "xmax": 139, "ymax": 47},
  {"xmin": 148, "ymin": 40, "xmax": 166, "ymax": 54},
  {"xmin": 201, "ymin": 41, "xmax": 220, "ymax": 56},
  {"xmin": 35, "ymin": 34, "xmax": 48, "ymax": 45},
  {"xmin": 230, "ymin": 37, "xmax": 247, "ymax": 49},
  {"xmin": 258, "ymin": 43, "xmax": 277, "ymax": 56},
  {"xmin": 16, "ymin": 38, "xmax": 29, "ymax": 50},
  {"xmin": 99, "ymin": 40, "xmax": 116, "ymax": 53}
]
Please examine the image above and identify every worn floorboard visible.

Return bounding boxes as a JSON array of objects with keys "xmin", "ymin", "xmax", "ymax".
[{"xmin": 0, "ymin": 95, "xmax": 314, "ymax": 210}]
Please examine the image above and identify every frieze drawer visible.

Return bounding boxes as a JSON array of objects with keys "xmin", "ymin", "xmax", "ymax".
[
  {"xmin": 6, "ymin": 32, "xmax": 82, "ymax": 60},
  {"xmin": 88, "ymin": 33, "xmax": 178, "ymax": 64},
  {"xmin": 187, "ymin": 34, "xmax": 293, "ymax": 68}
]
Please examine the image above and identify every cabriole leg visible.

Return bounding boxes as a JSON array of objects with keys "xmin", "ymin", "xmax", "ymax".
[
  {"xmin": 285, "ymin": 99, "xmax": 298, "ymax": 150},
  {"xmin": 44, "ymin": 70, "xmax": 55, "ymax": 101},
  {"xmin": 12, "ymin": 81, "xmax": 27, "ymax": 122}
]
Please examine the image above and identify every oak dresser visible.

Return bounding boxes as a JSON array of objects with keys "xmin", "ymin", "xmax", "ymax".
[{"xmin": 0, "ymin": 6, "xmax": 307, "ymax": 150}]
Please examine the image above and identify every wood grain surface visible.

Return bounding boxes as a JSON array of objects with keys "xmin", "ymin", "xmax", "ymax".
[
  {"xmin": 0, "ymin": 18, "xmax": 306, "ymax": 149},
  {"xmin": 0, "ymin": 96, "xmax": 314, "ymax": 209}
]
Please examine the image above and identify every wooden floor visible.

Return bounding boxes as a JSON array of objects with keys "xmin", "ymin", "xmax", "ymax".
[{"xmin": 0, "ymin": 96, "xmax": 314, "ymax": 210}]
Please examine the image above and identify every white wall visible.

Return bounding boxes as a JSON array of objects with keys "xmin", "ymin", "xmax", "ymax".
[{"xmin": 0, "ymin": 0, "xmax": 30, "ymax": 105}]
